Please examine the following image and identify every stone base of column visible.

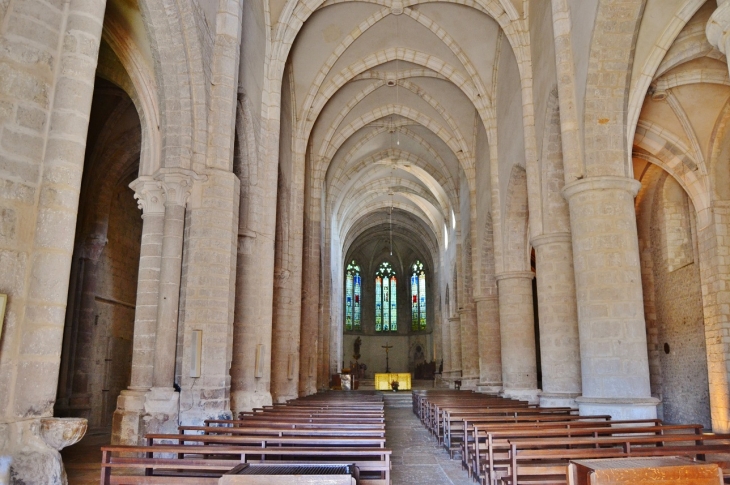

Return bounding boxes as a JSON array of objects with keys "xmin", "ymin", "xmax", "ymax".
[
  {"xmin": 143, "ymin": 387, "xmax": 180, "ymax": 435},
  {"xmin": 111, "ymin": 389, "xmax": 148, "ymax": 445},
  {"xmin": 540, "ymin": 392, "xmax": 580, "ymax": 408},
  {"xmin": 178, "ymin": 388, "xmax": 232, "ymax": 427},
  {"xmin": 231, "ymin": 390, "xmax": 273, "ymax": 414},
  {"xmin": 0, "ymin": 417, "xmax": 87, "ymax": 485},
  {"xmin": 501, "ymin": 388, "xmax": 541, "ymax": 405},
  {"xmin": 272, "ymin": 393, "xmax": 298, "ymax": 404},
  {"xmin": 576, "ymin": 396, "xmax": 660, "ymax": 420}
]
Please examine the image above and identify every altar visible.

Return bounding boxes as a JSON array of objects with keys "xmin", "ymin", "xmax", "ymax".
[{"xmin": 374, "ymin": 373, "xmax": 412, "ymax": 391}]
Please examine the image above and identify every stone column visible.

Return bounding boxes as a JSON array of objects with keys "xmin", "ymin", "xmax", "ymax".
[
  {"xmin": 145, "ymin": 171, "xmax": 194, "ymax": 433},
  {"xmin": 67, "ymin": 235, "xmax": 107, "ymax": 420},
  {"xmin": 459, "ymin": 305, "xmax": 479, "ymax": 388},
  {"xmin": 708, "ymin": 2, "xmax": 730, "ymax": 70},
  {"xmin": 695, "ymin": 207, "xmax": 730, "ymax": 432},
  {"xmin": 475, "ymin": 295, "xmax": 502, "ymax": 392},
  {"xmin": 0, "ymin": 1, "xmax": 106, "ymax": 483},
  {"xmin": 704, "ymin": 0, "xmax": 730, "ymax": 434},
  {"xmin": 449, "ymin": 316, "xmax": 462, "ymax": 380},
  {"xmin": 299, "ymin": 217, "xmax": 321, "ymax": 397},
  {"xmin": 563, "ymin": 177, "xmax": 658, "ymax": 419},
  {"xmin": 496, "ymin": 272, "xmax": 539, "ymax": 402},
  {"xmin": 532, "ymin": 233, "xmax": 582, "ymax": 407},
  {"xmin": 112, "ymin": 177, "xmax": 165, "ymax": 445},
  {"xmin": 441, "ymin": 312, "xmax": 451, "ymax": 374}
]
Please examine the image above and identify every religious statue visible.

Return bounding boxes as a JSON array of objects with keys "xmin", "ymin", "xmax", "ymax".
[{"xmin": 353, "ymin": 336, "xmax": 361, "ymax": 361}]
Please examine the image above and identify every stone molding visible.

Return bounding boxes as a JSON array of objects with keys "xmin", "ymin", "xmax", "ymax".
[
  {"xmin": 448, "ymin": 316, "xmax": 460, "ymax": 323},
  {"xmin": 473, "ymin": 295, "xmax": 498, "ymax": 302},
  {"xmin": 130, "ymin": 176, "xmax": 166, "ymax": 215},
  {"xmin": 707, "ymin": 2, "xmax": 730, "ymax": 56},
  {"xmin": 562, "ymin": 176, "xmax": 641, "ymax": 201},
  {"xmin": 495, "ymin": 271, "xmax": 535, "ymax": 282},
  {"xmin": 530, "ymin": 232, "xmax": 571, "ymax": 247}
]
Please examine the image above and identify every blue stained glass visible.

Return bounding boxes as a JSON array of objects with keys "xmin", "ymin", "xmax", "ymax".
[
  {"xmin": 345, "ymin": 261, "xmax": 360, "ymax": 332},
  {"xmin": 390, "ymin": 276, "xmax": 397, "ymax": 331},
  {"xmin": 375, "ymin": 276, "xmax": 382, "ymax": 332}
]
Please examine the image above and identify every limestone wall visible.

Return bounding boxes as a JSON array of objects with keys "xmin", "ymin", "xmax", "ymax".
[{"xmin": 649, "ymin": 175, "xmax": 710, "ymax": 427}]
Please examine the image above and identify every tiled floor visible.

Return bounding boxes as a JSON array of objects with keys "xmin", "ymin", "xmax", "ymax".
[{"xmin": 386, "ymin": 403, "xmax": 473, "ymax": 485}]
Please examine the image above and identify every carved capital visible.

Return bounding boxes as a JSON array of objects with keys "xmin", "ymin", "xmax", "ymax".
[
  {"xmin": 129, "ymin": 176, "xmax": 165, "ymax": 215},
  {"xmin": 708, "ymin": 2, "xmax": 730, "ymax": 55},
  {"xmin": 155, "ymin": 169, "xmax": 205, "ymax": 208}
]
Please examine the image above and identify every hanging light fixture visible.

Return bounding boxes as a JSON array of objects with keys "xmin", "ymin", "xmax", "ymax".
[{"xmin": 389, "ymin": 188, "xmax": 394, "ymax": 256}]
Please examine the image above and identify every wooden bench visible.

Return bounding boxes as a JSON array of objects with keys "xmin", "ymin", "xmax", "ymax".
[
  {"xmin": 180, "ymin": 425, "xmax": 386, "ymax": 438},
  {"xmin": 499, "ymin": 433, "xmax": 730, "ymax": 485},
  {"xmin": 100, "ymin": 444, "xmax": 392, "ymax": 485},
  {"xmin": 146, "ymin": 433, "xmax": 387, "ymax": 449},
  {"xmin": 460, "ymin": 415, "xmax": 615, "ymax": 472},
  {"xmin": 478, "ymin": 423, "xmax": 702, "ymax": 485},
  {"xmin": 441, "ymin": 407, "xmax": 575, "ymax": 453}
]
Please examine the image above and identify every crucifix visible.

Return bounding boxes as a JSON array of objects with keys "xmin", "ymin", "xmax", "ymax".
[{"xmin": 381, "ymin": 342, "xmax": 393, "ymax": 373}]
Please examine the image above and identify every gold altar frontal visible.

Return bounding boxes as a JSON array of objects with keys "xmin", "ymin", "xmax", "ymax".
[{"xmin": 374, "ymin": 373, "xmax": 412, "ymax": 391}]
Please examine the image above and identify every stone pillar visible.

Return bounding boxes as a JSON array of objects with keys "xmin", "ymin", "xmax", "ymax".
[
  {"xmin": 563, "ymin": 177, "xmax": 658, "ymax": 419},
  {"xmin": 0, "ymin": 0, "xmax": 106, "ymax": 482},
  {"xmin": 696, "ymin": 207, "xmax": 730, "ymax": 432},
  {"xmin": 67, "ymin": 235, "xmax": 106, "ymax": 421},
  {"xmin": 299, "ymin": 217, "xmax": 320, "ymax": 397},
  {"xmin": 704, "ymin": 0, "xmax": 730, "ymax": 434},
  {"xmin": 449, "ymin": 316, "xmax": 462, "ymax": 380},
  {"xmin": 459, "ymin": 305, "xmax": 479, "ymax": 388},
  {"xmin": 496, "ymin": 272, "xmax": 539, "ymax": 402},
  {"xmin": 475, "ymin": 295, "xmax": 502, "ymax": 392},
  {"xmin": 532, "ymin": 233, "xmax": 582, "ymax": 407},
  {"xmin": 176, "ymin": 171, "xmax": 237, "ymax": 427},
  {"xmin": 708, "ymin": 2, "xmax": 730, "ymax": 71},
  {"xmin": 112, "ymin": 178, "xmax": 165, "ymax": 445},
  {"xmin": 441, "ymin": 312, "xmax": 452, "ymax": 374},
  {"xmin": 142, "ymin": 171, "xmax": 194, "ymax": 431}
]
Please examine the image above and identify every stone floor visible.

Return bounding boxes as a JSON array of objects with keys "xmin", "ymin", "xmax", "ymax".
[
  {"xmin": 386, "ymin": 401, "xmax": 473, "ymax": 485},
  {"xmin": 63, "ymin": 389, "xmax": 473, "ymax": 485}
]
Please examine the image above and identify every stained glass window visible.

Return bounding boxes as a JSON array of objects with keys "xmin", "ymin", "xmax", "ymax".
[
  {"xmin": 375, "ymin": 262, "xmax": 397, "ymax": 332},
  {"xmin": 411, "ymin": 261, "xmax": 427, "ymax": 331},
  {"xmin": 345, "ymin": 261, "xmax": 361, "ymax": 331}
]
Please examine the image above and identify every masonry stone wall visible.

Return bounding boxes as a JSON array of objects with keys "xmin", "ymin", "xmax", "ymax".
[
  {"xmin": 87, "ymin": 181, "xmax": 141, "ymax": 428},
  {"xmin": 649, "ymin": 175, "xmax": 710, "ymax": 427}
]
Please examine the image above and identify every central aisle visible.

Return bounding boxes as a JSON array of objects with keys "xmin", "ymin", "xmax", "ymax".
[{"xmin": 385, "ymin": 392, "xmax": 473, "ymax": 485}]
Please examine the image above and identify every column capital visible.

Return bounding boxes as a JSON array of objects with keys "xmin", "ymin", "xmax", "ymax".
[
  {"xmin": 562, "ymin": 176, "xmax": 641, "ymax": 201},
  {"xmin": 155, "ymin": 169, "xmax": 203, "ymax": 208},
  {"xmin": 495, "ymin": 271, "xmax": 535, "ymax": 283},
  {"xmin": 129, "ymin": 176, "xmax": 165, "ymax": 215},
  {"xmin": 707, "ymin": 2, "xmax": 730, "ymax": 55}
]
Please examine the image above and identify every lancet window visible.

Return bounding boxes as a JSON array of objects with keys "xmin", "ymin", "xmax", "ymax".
[
  {"xmin": 411, "ymin": 260, "xmax": 426, "ymax": 331},
  {"xmin": 345, "ymin": 260, "xmax": 361, "ymax": 331},
  {"xmin": 375, "ymin": 262, "xmax": 397, "ymax": 332}
]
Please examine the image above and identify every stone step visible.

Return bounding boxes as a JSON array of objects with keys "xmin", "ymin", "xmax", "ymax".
[{"xmin": 382, "ymin": 391, "xmax": 413, "ymax": 408}]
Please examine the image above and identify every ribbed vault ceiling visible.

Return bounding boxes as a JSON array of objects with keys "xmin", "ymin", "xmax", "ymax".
[{"xmin": 285, "ymin": 0, "xmax": 510, "ymax": 254}]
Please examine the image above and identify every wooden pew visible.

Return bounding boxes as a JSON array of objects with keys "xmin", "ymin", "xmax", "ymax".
[
  {"xmin": 100, "ymin": 444, "xmax": 392, "ymax": 485},
  {"xmin": 180, "ymin": 425, "xmax": 386, "ymax": 438},
  {"xmin": 460, "ymin": 415, "xmax": 615, "ymax": 474},
  {"xmin": 500, "ymin": 433, "xmax": 730, "ymax": 485},
  {"xmin": 146, "ymin": 433, "xmax": 387, "ymax": 449},
  {"xmin": 479, "ymin": 423, "xmax": 701, "ymax": 485}
]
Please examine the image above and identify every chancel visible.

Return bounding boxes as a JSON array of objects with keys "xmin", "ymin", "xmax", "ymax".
[{"xmin": 2, "ymin": 0, "xmax": 730, "ymax": 484}]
